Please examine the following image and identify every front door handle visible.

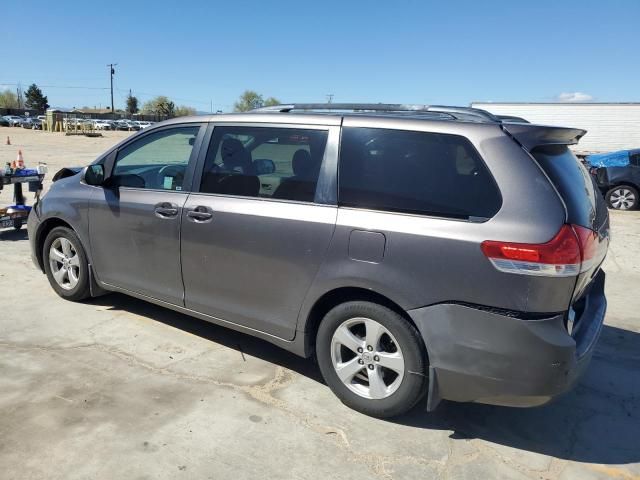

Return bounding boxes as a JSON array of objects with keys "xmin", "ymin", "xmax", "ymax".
[
  {"xmin": 187, "ymin": 206, "xmax": 213, "ymax": 222},
  {"xmin": 154, "ymin": 202, "xmax": 179, "ymax": 218}
]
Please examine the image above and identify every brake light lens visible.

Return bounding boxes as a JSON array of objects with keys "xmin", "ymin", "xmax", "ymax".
[{"xmin": 481, "ymin": 225, "xmax": 598, "ymax": 277}]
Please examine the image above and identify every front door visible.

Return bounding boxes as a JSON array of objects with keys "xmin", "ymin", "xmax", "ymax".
[
  {"xmin": 180, "ymin": 124, "xmax": 338, "ymax": 340},
  {"xmin": 89, "ymin": 124, "xmax": 203, "ymax": 304}
]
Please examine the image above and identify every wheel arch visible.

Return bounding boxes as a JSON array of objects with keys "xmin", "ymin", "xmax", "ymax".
[
  {"xmin": 300, "ymin": 286, "xmax": 419, "ymax": 358},
  {"xmin": 607, "ymin": 181, "xmax": 640, "ymax": 191}
]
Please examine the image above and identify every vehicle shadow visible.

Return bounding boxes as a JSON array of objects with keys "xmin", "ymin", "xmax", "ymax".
[
  {"xmin": 90, "ymin": 293, "xmax": 639, "ymax": 465},
  {"xmin": 89, "ymin": 293, "xmax": 324, "ymax": 383},
  {"xmin": 395, "ymin": 323, "xmax": 640, "ymax": 465},
  {"xmin": 0, "ymin": 228, "xmax": 28, "ymax": 241}
]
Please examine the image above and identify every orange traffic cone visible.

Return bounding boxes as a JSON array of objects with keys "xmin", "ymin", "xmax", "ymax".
[
  {"xmin": 16, "ymin": 150, "xmax": 24, "ymax": 169},
  {"xmin": 5, "ymin": 136, "xmax": 10, "ymax": 145}
]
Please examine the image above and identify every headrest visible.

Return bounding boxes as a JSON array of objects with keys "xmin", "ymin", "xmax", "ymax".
[
  {"xmin": 221, "ymin": 137, "xmax": 251, "ymax": 170},
  {"xmin": 292, "ymin": 149, "xmax": 319, "ymax": 179}
]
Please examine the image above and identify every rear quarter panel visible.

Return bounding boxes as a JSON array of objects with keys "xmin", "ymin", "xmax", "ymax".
[{"xmin": 298, "ymin": 120, "xmax": 574, "ymax": 330}]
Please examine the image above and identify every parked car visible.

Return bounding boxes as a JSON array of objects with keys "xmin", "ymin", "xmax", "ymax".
[
  {"xmin": 93, "ymin": 120, "xmax": 113, "ymax": 131},
  {"xmin": 0, "ymin": 116, "xmax": 10, "ymax": 127},
  {"xmin": 28, "ymin": 104, "xmax": 609, "ymax": 418},
  {"xmin": 21, "ymin": 118, "xmax": 43, "ymax": 130},
  {"xmin": 587, "ymin": 149, "xmax": 640, "ymax": 210},
  {"xmin": 3, "ymin": 115, "xmax": 24, "ymax": 127},
  {"xmin": 113, "ymin": 120, "xmax": 140, "ymax": 131},
  {"xmin": 135, "ymin": 121, "xmax": 154, "ymax": 129}
]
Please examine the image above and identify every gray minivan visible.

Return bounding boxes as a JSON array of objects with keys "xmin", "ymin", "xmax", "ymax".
[{"xmin": 28, "ymin": 104, "xmax": 609, "ymax": 418}]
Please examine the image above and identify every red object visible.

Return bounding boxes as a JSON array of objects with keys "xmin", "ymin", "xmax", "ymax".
[{"xmin": 481, "ymin": 224, "xmax": 598, "ymax": 276}]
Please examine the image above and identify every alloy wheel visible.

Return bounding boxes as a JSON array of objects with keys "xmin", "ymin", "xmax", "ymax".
[
  {"xmin": 48, "ymin": 237, "xmax": 80, "ymax": 290},
  {"xmin": 610, "ymin": 188, "xmax": 636, "ymax": 210},
  {"xmin": 330, "ymin": 317, "xmax": 405, "ymax": 400}
]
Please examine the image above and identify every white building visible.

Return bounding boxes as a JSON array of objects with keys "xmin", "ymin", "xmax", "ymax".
[{"xmin": 471, "ymin": 102, "xmax": 640, "ymax": 155}]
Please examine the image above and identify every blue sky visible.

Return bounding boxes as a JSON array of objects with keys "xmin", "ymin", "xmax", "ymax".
[{"xmin": 1, "ymin": 0, "xmax": 638, "ymax": 111}]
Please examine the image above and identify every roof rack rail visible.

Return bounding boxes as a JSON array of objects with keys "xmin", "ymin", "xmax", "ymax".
[
  {"xmin": 425, "ymin": 105, "xmax": 500, "ymax": 122},
  {"xmin": 251, "ymin": 103, "xmax": 501, "ymax": 123}
]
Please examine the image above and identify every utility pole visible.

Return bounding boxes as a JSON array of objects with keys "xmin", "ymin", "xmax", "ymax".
[
  {"xmin": 107, "ymin": 63, "xmax": 117, "ymax": 119},
  {"xmin": 326, "ymin": 94, "xmax": 334, "ymax": 104},
  {"xmin": 16, "ymin": 84, "xmax": 23, "ymax": 109}
]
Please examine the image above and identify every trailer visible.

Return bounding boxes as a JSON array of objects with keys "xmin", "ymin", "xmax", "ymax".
[{"xmin": 471, "ymin": 102, "xmax": 640, "ymax": 157}]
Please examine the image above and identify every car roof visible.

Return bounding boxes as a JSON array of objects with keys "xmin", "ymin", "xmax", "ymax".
[
  {"xmin": 149, "ymin": 103, "xmax": 586, "ymax": 149},
  {"xmin": 157, "ymin": 103, "xmax": 506, "ymax": 128}
]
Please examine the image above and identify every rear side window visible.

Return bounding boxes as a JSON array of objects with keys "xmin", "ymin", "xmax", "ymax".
[
  {"xmin": 338, "ymin": 127, "xmax": 501, "ymax": 220},
  {"xmin": 532, "ymin": 145, "xmax": 604, "ymax": 229},
  {"xmin": 200, "ymin": 126, "xmax": 328, "ymax": 202}
]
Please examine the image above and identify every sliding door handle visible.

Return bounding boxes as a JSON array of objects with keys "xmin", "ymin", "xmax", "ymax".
[{"xmin": 187, "ymin": 206, "xmax": 213, "ymax": 222}]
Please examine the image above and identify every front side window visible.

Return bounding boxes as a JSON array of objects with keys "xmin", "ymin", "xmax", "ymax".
[
  {"xmin": 338, "ymin": 127, "xmax": 501, "ymax": 220},
  {"xmin": 113, "ymin": 126, "xmax": 200, "ymax": 190},
  {"xmin": 199, "ymin": 126, "xmax": 328, "ymax": 202}
]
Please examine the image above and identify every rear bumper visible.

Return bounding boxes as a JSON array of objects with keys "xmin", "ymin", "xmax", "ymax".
[{"xmin": 409, "ymin": 270, "xmax": 606, "ymax": 409}]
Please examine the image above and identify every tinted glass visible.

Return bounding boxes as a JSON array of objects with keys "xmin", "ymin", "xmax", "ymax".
[
  {"xmin": 532, "ymin": 145, "xmax": 605, "ymax": 230},
  {"xmin": 200, "ymin": 126, "xmax": 328, "ymax": 202},
  {"xmin": 338, "ymin": 127, "xmax": 501, "ymax": 219},
  {"xmin": 630, "ymin": 153, "xmax": 640, "ymax": 167},
  {"xmin": 113, "ymin": 126, "xmax": 199, "ymax": 190}
]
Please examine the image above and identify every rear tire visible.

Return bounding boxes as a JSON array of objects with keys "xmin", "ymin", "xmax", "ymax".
[
  {"xmin": 43, "ymin": 226, "xmax": 91, "ymax": 301},
  {"xmin": 606, "ymin": 185, "xmax": 638, "ymax": 210},
  {"xmin": 316, "ymin": 301, "xmax": 428, "ymax": 418}
]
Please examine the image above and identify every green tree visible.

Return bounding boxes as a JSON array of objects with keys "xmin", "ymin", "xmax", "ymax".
[
  {"xmin": 174, "ymin": 105, "xmax": 197, "ymax": 117},
  {"xmin": 126, "ymin": 93, "xmax": 139, "ymax": 115},
  {"xmin": 142, "ymin": 96, "xmax": 176, "ymax": 117},
  {"xmin": 264, "ymin": 97, "xmax": 280, "ymax": 107},
  {"xmin": 0, "ymin": 89, "xmax": 19, "ymax": 109},
  {"xmin": 233, "ymin": 91, "xmax": 281, "ymax": 111},
  {"xmin": 24, "ymin": 84, "xmax": 49, "ymax": 112}
]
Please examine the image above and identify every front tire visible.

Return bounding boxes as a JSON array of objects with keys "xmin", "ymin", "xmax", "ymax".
[
  {"xmin": 606, "ymin": 185, "xmax": 638, "ymax": 210},
  {"xmin": 316, "ymin": 301, "xmax": 428, "ymax": 418},
  {"xmin": 43, "ymin": 226, "xmax": 91, "ymax": 301}
]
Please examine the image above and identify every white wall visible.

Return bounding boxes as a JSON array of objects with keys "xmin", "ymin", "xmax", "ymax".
[{"xmin": 471, "ymin": 103, "xmax": 640, "ymax": 154}]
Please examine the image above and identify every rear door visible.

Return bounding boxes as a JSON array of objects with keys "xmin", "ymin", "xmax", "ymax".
[{"xmin": 180, "ymin": 123, "xmax": 339, "ymax": 340}]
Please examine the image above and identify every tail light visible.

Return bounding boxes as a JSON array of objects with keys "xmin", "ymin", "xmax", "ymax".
[{"xmin": 481, "ymin": 225, "xmax": 598, "ymax": 277}]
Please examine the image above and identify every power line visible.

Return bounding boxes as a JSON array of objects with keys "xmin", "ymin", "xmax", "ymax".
[{"xmin": 0, "ymin": 82, "xmax": 109, "ymax": 90}]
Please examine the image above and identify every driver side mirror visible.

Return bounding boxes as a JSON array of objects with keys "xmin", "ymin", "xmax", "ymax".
[{"xmin": 84, "ymin": 164, "xmax": 105, "ymax": 186}]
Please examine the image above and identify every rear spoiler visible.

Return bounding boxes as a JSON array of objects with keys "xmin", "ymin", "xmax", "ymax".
[{"xmin": 501, "ymin": 123, "xmax": 587, "ymax": 151}]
